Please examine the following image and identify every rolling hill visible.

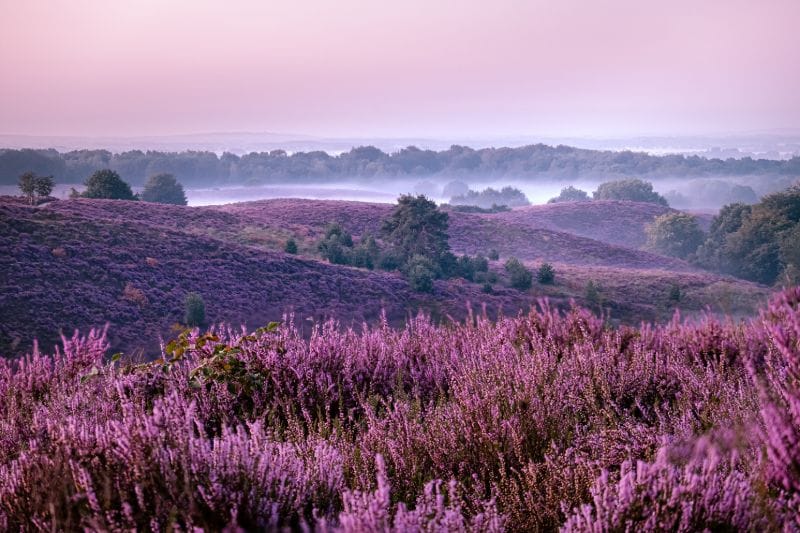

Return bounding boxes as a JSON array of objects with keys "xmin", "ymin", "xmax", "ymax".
[{"xmin": 1, "ymin": 196, "xmax": 770, "ymax": 357}]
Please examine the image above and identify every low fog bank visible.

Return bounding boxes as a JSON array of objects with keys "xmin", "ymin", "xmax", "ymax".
[{"xmin": 5, "ymin": 171, "xmax": 793, "ymax": 211}]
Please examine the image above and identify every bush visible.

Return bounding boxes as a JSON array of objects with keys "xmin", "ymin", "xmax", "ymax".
[
  {"xmin": 585, "ymin": 280, "xmax": 602, "ymax": 307},
  {"xmin": 593, "ymin": 179, "xmax": 668, "ymax": 206},
  {"xmin": 451, "ymin": 186, "xmax": 530, "ymax": 209},
  {"xmin": 481, "ymin": 282, "xmax": 494, "ymax": 293},
  {"xmin": 184, "ymin": 292, "xmax": 206, "ymax": 327},
  {"xmin": 548, "ymin": 186, "xmax": 590, "ymax": 203},
  {"xmin": 405, "ymin": 255, "xmax": 437, "ymax": 293},
  {"xmin": 505, "ymin": 257, "xmax": 532, "ymax": 290},
  {"xmin": 488, "ymin": 249, "xmax": 500, "ymax": 261},
  {"xmin": 317, "ymin": 223, "xmax": 354, "ymax": 265},
  {"xmin": 82, "ymin": 169, "xmax": 136, "ymax": 200},
  {"xmin": 645, "ymin": 212, "xmax": 705, "ymax": 259},
  {"xmin": 284, "ymin": 239, "xmax": 298, "ymax": 254},
  {"xmin": 537, "ymin": 263, "xmax": 555, "ymax": 284},
  {"xmin": 139, "ymin": 173, "xmax": 188, "ymax": 205},
  {"xmin": 378, "ymin": 247, "xmax": 405, "ymax": 271}
]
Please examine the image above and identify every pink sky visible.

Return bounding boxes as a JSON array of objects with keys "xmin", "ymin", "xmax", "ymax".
[{"xmin": 1, "ymin": 0, "xmax": 798, "ymax": 138}]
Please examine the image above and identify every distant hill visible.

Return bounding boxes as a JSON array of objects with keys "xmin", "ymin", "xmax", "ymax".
[{"xmin": 1, "ymin": 197, "xmax": 769, "ymax": 357}]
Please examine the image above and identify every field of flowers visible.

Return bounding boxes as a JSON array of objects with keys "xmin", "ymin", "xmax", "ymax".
[{"xmin": 1, "ymin": 286, "xmax": 799, "ymax": 530}]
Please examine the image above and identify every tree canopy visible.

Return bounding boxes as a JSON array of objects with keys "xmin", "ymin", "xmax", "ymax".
[
  {"xmin": 381, "ymin": 195, "xmax": 450, "ymax": 266},
  {"xmin": 139, "ymin": 173, "xmax": 187, "ymax": 205},
  {"xmin": 593, "ymin": 179, "xmax": 669, "ymax": 206},
  {"xmin": 82, "ymin": 169, "xmax": 136, "ymax": 200}
]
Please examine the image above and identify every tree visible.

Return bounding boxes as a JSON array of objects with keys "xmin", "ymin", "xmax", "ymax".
[
  {"xmin": 284, "ymin": 239, "xmax": 298, "ymax": 254},
  {"xmin": 593, "ymin": 179, "xmax": 668, "ymax": 206},
  {"xmin": 504, "ymin": 257, "xmax": 532, "ymax": 290},
  {"xmin": 34, "ymin": 175, "xmax": 54, "ymax": 199},
  {"xmin": 18, "ymin": 172, "xmax": 55, "ymax": 204},
  {"xmin": 696, "ymin": 186, "xmax": 800, "ymax": 284},
  {"xmin": 139, "ymin": 173, "xmax": 187, "ymax": 205},
  {"xmin": 18, "ymin": 172, "xmax": 37, "ymax": 204},
  {"xmin": 537, "ymin": 263, "xmax": 555, "ymax": 284},
  {"xmin": 382, "ymin": 195, "xmax": 450, "ymax": 267},
  {"xmin": 405, "ymin": 255, "xmax": 436, "ymax": 293},
  {"xmin": 184, "ymin": 292, "xmax": 206, "ymax": 328},
  {"xmin": 488, "ymin": 249, "xmax": 500, "ymax": 261},
  {"xmin": 547, "ymin": 186, "xmax": 590, "ymax": 203},
  {"xmin": 82, "ymin": 169, "xmax": 136, "ymax": 200},
  {"xmin": 645, "ymin": 213, "xmax": 705, "ymax": 259}
]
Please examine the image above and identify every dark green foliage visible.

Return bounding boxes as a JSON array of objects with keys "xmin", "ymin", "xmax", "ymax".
[
  {"xmin": 34, "ymin": 174, "xmax": 54, "ymax": 198},
  {"xmin": 548, "ymin": 186, "xmax": 590, "ymax": 203},
  {"xmin": 446, "ymin": 204, "xmax": 511, "ymax": 214},
  {"xmin": 457, "ymin": 255, "xmax": 477, "ymax": 281},
  {"xmin": 438, "ymin": 251, "xmax": 459, "ymax": 279},
  {"xmin": 505, "ymin": 257, "xmax": 532, "ymax": 290},
  {"xmin": 139, "ymin": 173, "xmax": 187, "ymax": 205},
  {"xmin": 82, "ymin": 169, "xmax": 136, "ymax": 200},
  {"xmin": 488, "ymin": 249, "xmax": 500, "ymax": 261},
  {"xmin": 284, "ymin": 239, "xmax": 298, "ymax": 254},
  {"xmin": 451, "ymin": 186, "xmax": 530, "ymax": 209},
  {"xmin": 18, "ymin": 172, "xmax": 36, "ymax": 204},
  {"xmin": 645, "ymin": 213, "xmax": 705, "ymax": 259},
  {"xmin": 481, "ymin": 283, "xmax": 494, "ymax": 294},
  {"xmin": 382, "ymin": 195, "xmax": 450, "ymax": 267},
  {"xmin": 184, "ymin": 292, "xmax": 206, "ymax": 328},
  {"xmin": 585, "ymin": 280, "xmax": 602, "ymax": 307},
  {"xmin": 537, "ymin": 263, "xmax": 555, "ymax": 284},
  {"xmin": 405, "ymin": 255, "xmax": 436, "ymax": 293},
  {"xmin": 350, "ymin": 234, "xmax": 380, "ymax": 270},
  {"xmin": 697, "ymin": 186, "xmax": 800, "ymax": 284},
  {"xmin": 317, "ymin": 223, "xmax": 354, "ymax": 265},
  {"xmin": 669, "ymin": 284, "xmax": 682, "ymax": 302},
  {"xmin": 593, "ymin": 179, "xmax": 668, "ymax": 206},
  {"xmin": 378, "ymin": 247, "xmax": 405, "ymax": 271},
  {"xmin": 18, "ymin": 172, "xmax": 54, "ymax": 204}
]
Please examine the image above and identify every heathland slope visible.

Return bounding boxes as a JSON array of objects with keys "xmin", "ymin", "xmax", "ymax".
[
  {"xmin": 0, "ymin": 200, "xmax": 537, "ymax": 356},
  {"xmin": 1, "ymin": 197, "xmax": 769, "ymax": 356}
]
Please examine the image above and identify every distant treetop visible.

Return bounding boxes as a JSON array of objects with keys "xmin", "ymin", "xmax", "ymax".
[
  {"xmin": 1, "ymin": 145, "xmax": 796, "ymax": 188},
  {"xmin": 139, "ymin": 173, "xmax": 187, "ymax": 205},
  {"xmin": 593, "ymin": 179, "xmax": 669, "ymax": 206},
  {"xmin": 81, "ymin": 169, "xmax": 136, "ymax": 200}
]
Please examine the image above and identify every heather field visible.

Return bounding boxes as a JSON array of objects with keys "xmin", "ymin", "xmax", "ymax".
[
  {"xmin": 0, "ymin": 197, "xmax": 768, "ymax": 356},
  {"xmin": 2, "ymin": 286, "xmax": 800, "ymax": 530}
]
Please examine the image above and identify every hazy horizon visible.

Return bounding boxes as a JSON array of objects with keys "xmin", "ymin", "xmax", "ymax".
[{"xmin": 2, "ymin": 0, "xmax": 799, "ymax": 140}]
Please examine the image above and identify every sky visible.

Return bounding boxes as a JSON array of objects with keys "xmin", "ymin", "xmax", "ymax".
[{"xmin": 0, "ymin": 0, "xmax": 798, "ymax": 139}]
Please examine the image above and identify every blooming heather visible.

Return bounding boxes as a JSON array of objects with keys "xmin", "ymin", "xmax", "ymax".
[{"xmin": 1, "ymin": 290, "xmax": 799, "ymax": 530}]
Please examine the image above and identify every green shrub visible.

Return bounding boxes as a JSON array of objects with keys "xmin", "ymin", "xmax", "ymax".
[
  {"xmin": 585, "ymin": 280, "xmax": 602, "ymax": 308},
  {"xmin": 537, "ymin": 263, "xmax": 555, "ymax": 284},
  {"xmin": 184, "ymin": 292, "xmax": 206, "ymax": 328},
  {"xmin": 406, "ymin": 255, "xmax": 437, "ymax": 293},
  {"xmin": 284, "ymin": 239, "xmax": 298, "ymax": 254},
  {"xmin": 488, "ymin": 249, "xmax": 500, "ymax": 261},
  {"xmin": 505, "ymin": 257, "xmax": 532, "ymax": 290}
]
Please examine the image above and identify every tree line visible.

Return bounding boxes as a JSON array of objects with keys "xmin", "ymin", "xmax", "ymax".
[{"xmin": 1, "ymin": 144, "xmax": 797, "ymax": 187}]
